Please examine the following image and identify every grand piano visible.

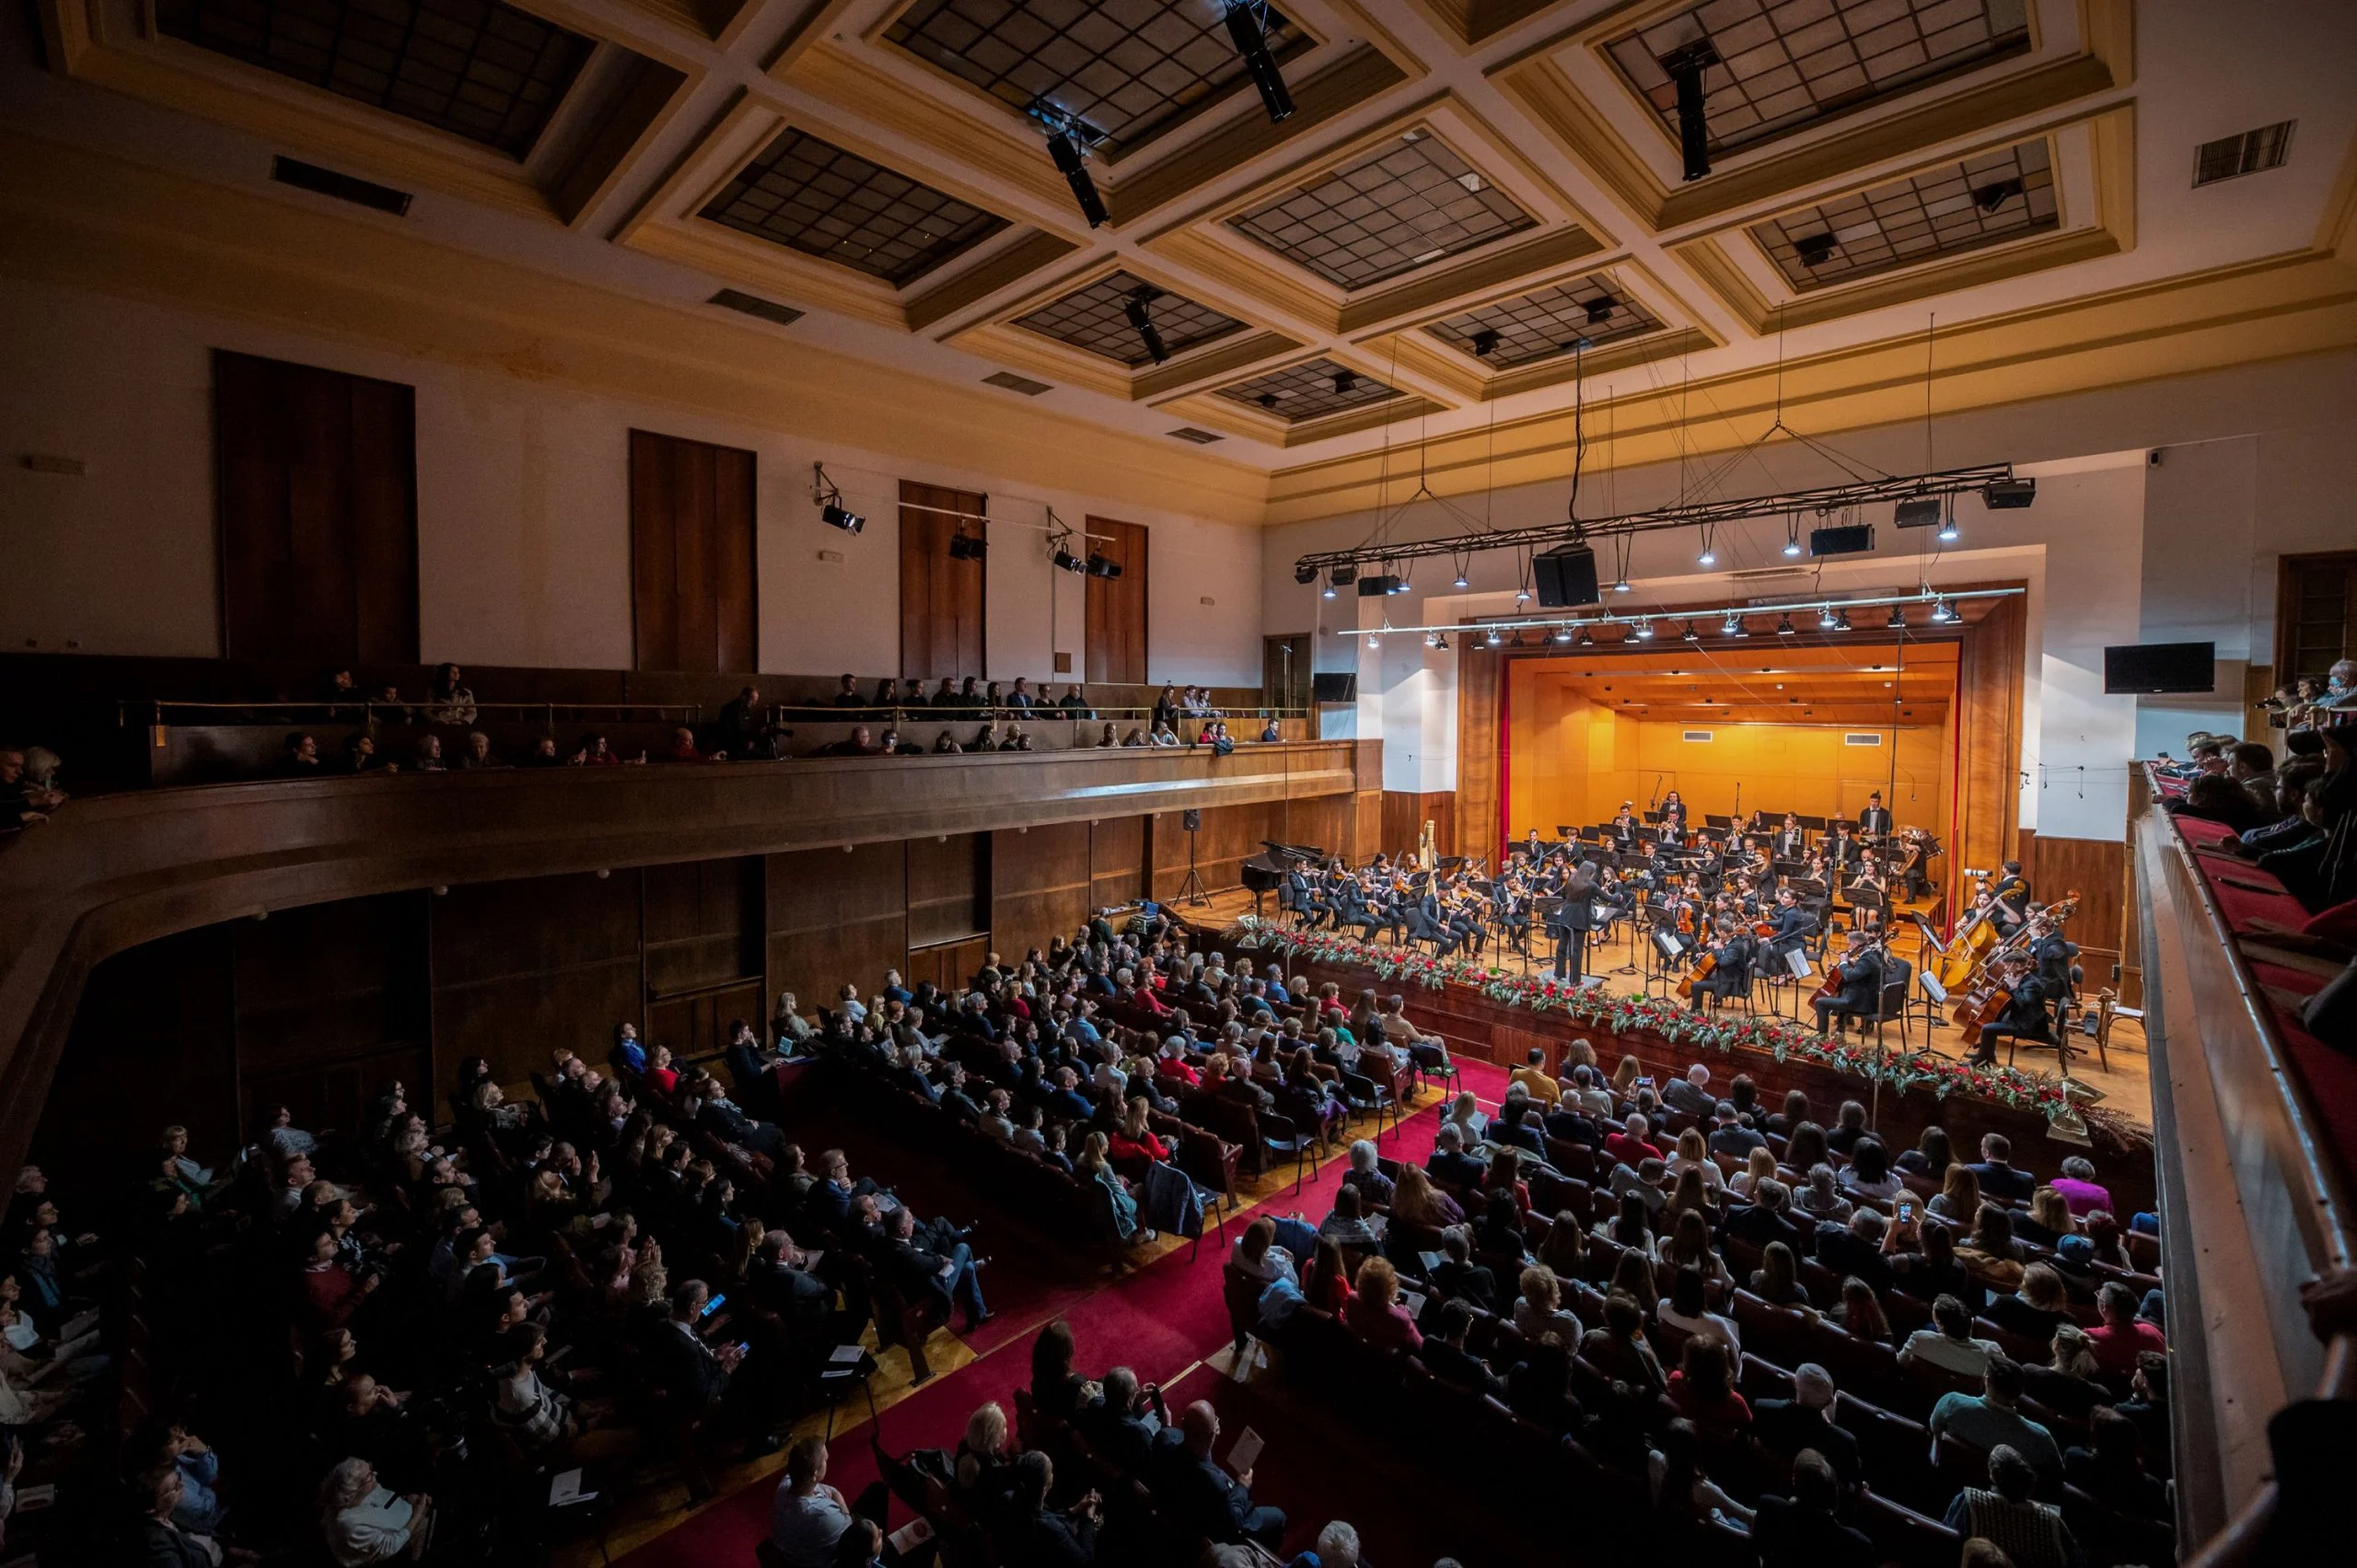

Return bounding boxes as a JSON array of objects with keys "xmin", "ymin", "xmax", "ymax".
[{"xmin": 1241, "ymin": 839, "xmax": 1326, "ymax": 919}]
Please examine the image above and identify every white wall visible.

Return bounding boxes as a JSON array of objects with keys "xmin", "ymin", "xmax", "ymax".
[{"xmin": 0, "ymin": 275, "xmax": 1266, "ymax": 686}]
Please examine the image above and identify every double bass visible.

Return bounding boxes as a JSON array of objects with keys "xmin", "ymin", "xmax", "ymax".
[{"xmin": 1930, "ymin": 880, "xmax": 2003, "ymax": 993}]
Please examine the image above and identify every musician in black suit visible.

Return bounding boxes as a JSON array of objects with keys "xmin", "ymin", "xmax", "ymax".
[
  {"xmin": 1826, "ymin": 821, "xmax": 1862, "ymax": 867},
  {"xmin": 1989, "ymin": 862, "xmax": 2033, "ymax": 936},
  {"xmin": 1608, "ymin": 804, "xmax": 1640, "ymax": 845},
  {"xmin": 1550, "ymin": 866, "xmax": 1600, "ymax": 984},
  {"xmin": 1969, "ymin": 953, "xmax": 2060, "ymax": 1069},
  {"xmin": 1810, "ymin": 930, "xmax": 1884, "ymax": 1034},
  {"xmin": 1764, "ymin": 888, "xmax": 1817, "ymax": 970},
  {"xmin": 1280, "ymin": 864, "xmax": 1312, "ymax": 924},
  {"xmin": 1773, "ymin": 812, "xmax": 1807, "ymax": 861},
  {"xmin": 1407, "ymin": 886, "xmax": 1447, "ymax": 951},
  {"xmin": 1687, "ymin": 917, "xmax": 1756, "ymax": 1013},
  {"xmin": 1858, "ymin": 792, "xmax": 1893, "ymax": 837}
]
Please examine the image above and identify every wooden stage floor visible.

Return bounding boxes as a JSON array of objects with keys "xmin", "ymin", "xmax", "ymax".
[{"xmin": 1186, "ymin": 885, "xmax": 2153, "ymax": 1130}]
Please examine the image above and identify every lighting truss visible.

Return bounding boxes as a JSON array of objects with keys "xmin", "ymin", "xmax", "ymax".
[
  {"xmin": 1358, "ymin": 585, "xmax": 2021, "ymax": 639},
  {"xmin": 1292, "ymin": 462, "xmax": 2014, "ymax": 579}
]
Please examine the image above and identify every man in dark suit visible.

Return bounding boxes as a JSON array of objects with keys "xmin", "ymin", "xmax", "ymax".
[
  {"xmin": 1541, "ymin": 1099, "xmax": 1601, "ymax": 1148},
  {"xmin": 1751, "ymin": 1449, "xmax": 1876, "ymax": 1568},
  {"xmin": 1421, "ymin": 1300, "xmax": 1508, "ymax": 1398},
  {"xmin": 1725, "ymin": 1180, "xmax": 1805, "ymax": 1253},
  {"xmin": 1968, "ymin": 1132, "xmax": 2039, "ymax": 1202},
  {"xmin": 1077, "ymin": 1367, "xmax": 1160, "ymax": 1476},
  {"xmin": 1550, "ymin": 866, "xmax": 1600, "ymax": 983},
  {"xmin": 648, "ymin": 1280, "xmax": 738, "ymax": 1414},
  {"xmin": 746, "ymin": 1230, "xmax": 835, "ymax": 1332},
  {"xmin": 881, "ymin": 1202, "xmax": 990, "ymax": 1330},
  {"xmin": 1425, "ymin": 1124, "xmax": 1487, "ymax": 1191},
  {"xmin": 1857, "ymin": 792, "xmax": 1893, "ymax": 837},
  {"xmin": 1751, "ymin": 1366, "xmax": 1863, "ymax": 1493},
  {"xmin": 1968, "ymin": 955, "xmax": 2060, "ymax": 1071},
  {"xmin": 1431, "ymin": 1226, "xmax": 1497, "ymax": 1311},
  {"xmin": 1814, "ymin": 1210, "xmax": 1893, "ymax": 1292},
  {"xmin": 1810, "ymin": 931, "xmax": 1883, "ymax": 1034},
  {"xmin": 1154, "ymin": 1400, "xmax": 1284, "ymax": 1547}
]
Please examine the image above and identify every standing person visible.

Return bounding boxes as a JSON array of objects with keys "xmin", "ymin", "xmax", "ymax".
[{"xmin": 1551, "ymin": 862, "xmax": 1600, "ymax": 985}]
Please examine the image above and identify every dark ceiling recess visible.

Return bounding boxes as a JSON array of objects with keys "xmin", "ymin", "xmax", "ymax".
[{"xmin": 271, "ymin": 156, "xmax": 412, "ymax": 215}]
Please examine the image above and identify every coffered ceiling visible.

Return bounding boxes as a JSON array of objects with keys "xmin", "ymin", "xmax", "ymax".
[{"xmin": 16, "ymin": 0, "xmax": 2357, "ymax": 517}]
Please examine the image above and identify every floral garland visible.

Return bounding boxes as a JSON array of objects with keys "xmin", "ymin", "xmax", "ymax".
[{"xmin": 1228, "ymin": 916, "xmax": 2074, "ymax": 1121}]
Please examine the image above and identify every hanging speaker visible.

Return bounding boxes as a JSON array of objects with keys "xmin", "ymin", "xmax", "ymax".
[
  {"xmin": 1181, "ymin": 809, "xmax": 1202, "ymax": 831},
  {"xmin": 1532, "ymin": 543, "xmax": 1601, "ymax": 607}
]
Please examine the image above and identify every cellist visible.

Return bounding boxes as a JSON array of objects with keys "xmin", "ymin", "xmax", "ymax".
[
  {"xmin": 1967, "ymin": 951, "xmax": 2061, "ymax": 1071},
  {"xmin": 1811, "ymin": 929, "xmax": 1885, "ymax": 1035},
  {"xmin": 1686, "ymin": 915, "xmax": 1755, "ymax": 1014}
]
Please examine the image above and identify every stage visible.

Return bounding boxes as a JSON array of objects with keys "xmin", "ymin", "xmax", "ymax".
[{"xmin": 1187, "ymin": 882, "xmax": 2152, "ymax": 1129}]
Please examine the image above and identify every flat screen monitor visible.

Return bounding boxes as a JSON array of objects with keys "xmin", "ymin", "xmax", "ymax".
[
  {"xmin": 1311, "ymin": 672, "xmax": 1358, "ymax": 703},
  {"xmin": 2103, "ymin": 641, "xmax": 2215, "ymax": 694}
]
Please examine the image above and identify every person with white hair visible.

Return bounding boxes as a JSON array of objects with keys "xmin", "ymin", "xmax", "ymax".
[
  {"xmin": 319, "ymin": 1457, "xmax": 431, "ymax": 1564},
  {"xmin": 1750, "ymin": 1363, "xmax": 1863, "ymax": 1492},
  {"xmin": 1304, "ymin": 1519, "xmax": 1362, "ymax": 1566},
  {"xmin": 1663, "ymin": 1063, "xmax": 1715, "ymax": 1119},
  {"xmin": 1341, "ymin": 1139, "xmax": 1394, "ymax": 1209}
]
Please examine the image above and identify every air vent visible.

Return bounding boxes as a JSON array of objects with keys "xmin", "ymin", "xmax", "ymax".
[
  {"xmin": 1682, "ymin": 730, "xmax": 1713, "ymax": 742},
  {"xmin": 1843, "ymin": 733, "xmax": 1884, "ymax": 747},
  {"xmin": 981, "ymin": 371, "xmax": 1052, "ymax": 396},
  {"xmin": 1167, "ymin": 427, "xmax": 1224, "ymax": 444},
  {"xmin": 2195, "ymin": 122, "xmax": 2295, "ymax": 186},
  {"xmin": 1731, "ymin": 566, "xmax": 1810, "ymax": 585},
  {"xmin": 709, "ymin": 289, "xmax": 804, "ymax": 329},
  {"xmin": 272, "ymin": 157, "xmax": 412, "ymax": 216}
]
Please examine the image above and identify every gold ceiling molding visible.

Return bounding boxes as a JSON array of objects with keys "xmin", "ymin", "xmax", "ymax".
[
  {"xmin": 1338, "ymin": 226, "xmax": 1607, "ymax": 335},
  {"xmin": 1670, "ymin": 106, "xmax": 2134, "ymax": 336},
  {"xmin": 1155, "ymin": 385, "xmax": 1450, "ymax": 449},
  {"xmin": 0, "ymin": 129, "xmax": 1271, "ymax": 523},
  {"xmin": 905, "ymin": 231, "xmax": 1086, "ymax": 333},
  {"xmin": 1402, "ymin": 0, "xmax": 1577, "ymax": 52},
  {"xmin": 1263, "ymin": 246, "xmax": 2357, "ymax": 522},
  {"xmin": 1492, "ymin": 0, "xmax": 2130, "ymax": 239},
  {"xmin": 934, "ymin": 254, "xmax": 1306, "ymax": 402}
]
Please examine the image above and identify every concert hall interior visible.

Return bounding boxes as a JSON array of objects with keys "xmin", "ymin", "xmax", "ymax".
[{"xmin": 6, "ymin": 3, "xmax": 2357, "ymax": 1567}]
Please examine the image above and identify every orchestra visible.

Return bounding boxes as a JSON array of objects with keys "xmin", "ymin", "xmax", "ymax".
[{"xmin": 1265, "ymin": 792, "xmax": 2082, "ymax": 1079}]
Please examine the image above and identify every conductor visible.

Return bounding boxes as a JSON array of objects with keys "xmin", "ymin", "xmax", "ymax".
[{"xmin": 1550, "ymin": 863, "xmax": 1601, "ymax": 985}]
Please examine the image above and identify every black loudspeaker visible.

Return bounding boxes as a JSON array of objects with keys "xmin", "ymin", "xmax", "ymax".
[
  {"xmin": 1311, "ymin": 672, "xmax": 1357, "ymax": 703},
  {"xmin": 1533, "ymin": 543, "xmax": 1601, "ymax": 607},
  {"xmin": 1809, "ymin": 523, "xmax": 1875, "ymax": 557},
  {"xmin": 1182, "ymin": 809, "xmax": 1202, "ymax": 831}
]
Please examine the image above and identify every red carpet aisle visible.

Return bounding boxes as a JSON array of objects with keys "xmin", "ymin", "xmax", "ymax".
[{"xmin": 610, "ymin": 1058, "xmax": 1511, "ymax": 1567}]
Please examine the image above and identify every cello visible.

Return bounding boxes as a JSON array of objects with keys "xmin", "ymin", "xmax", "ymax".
[
  {"xmin": 1677, "ymin": 950, "xmax": 1717, "ymax": 1000},
  {"xmin": 1949, "ymin": 890, "xmax": 2079, "ymax": 1042}
]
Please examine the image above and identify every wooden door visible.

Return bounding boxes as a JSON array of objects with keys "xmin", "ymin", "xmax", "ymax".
[
  {"xmin": 1084, "ymin": 517, "xmax": 1148, "ymax": 685},
  {"xmin": 900, "ymin": 482, "xmax": 987, "ymax": 682},
  {"xmin": 629, "ymin": 429, "xmax": 757, "ymax": 672}
]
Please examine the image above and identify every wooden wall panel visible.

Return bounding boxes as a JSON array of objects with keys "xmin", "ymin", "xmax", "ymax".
[
  {"xmin": 992, "ymin": 822, "xmax": 1092, "ymax": 958},
  {"xmin": 900, "ymin": 482, "xmax": 988, "ymax": 682},
  {"xmin": 905, "ymin": 935, "xmax": 991, "ymax": 995},
  {"xmin": 1150, "ymin": 800, "xmax": 1283, "ymax": 900},
  {"xmin": 1084, "ymin": 517, "xmax": 1149, "ymax": 685},
  {"xmin": 630, "ymin": 430, "xmax": 757, "ymax": 673},
  {"xmin": 215, "ymin": 350, "xmax": 418, "ymax": 666},
  {"xmin": 429, "ymin": 869, "xmax": 644, "ymax": 1090},
  {"xmin": 31, "ymin": 928, "xmax": 237, "ymax": 1194},
  {"xmin": 1457, "ymin": 645, "xmax": 1504, "ymax": 868},
  {"xmin": 1948, "ymin": 595, "xmax": 2027, "ymax": 929},
  {"xmin": 768, "ymin": 842, "xmax": 907, "ymax": 1015},
  {"xmin": 907, "ymin": 831, "xmax": 989, "ymax": 947},
  {"xmin": 1089, "ymin": 815, "xmax": 1146, "ymax": 910},
  {"xmin": 1380, "ymin": 791, "xmax": 1457, "ymax": 862},
  {"xmin": 644, "ymin": 857, "xmax": 765, "ymax": 1055},
  {"xmin": 2025, "ymin": 832, "xmax": 2128, "ymax": 978}
]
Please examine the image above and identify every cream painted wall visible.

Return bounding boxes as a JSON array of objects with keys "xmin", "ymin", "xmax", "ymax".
[{"xmin": 0, "ymin": 275, "xmax": 1266, "ymax": 685}]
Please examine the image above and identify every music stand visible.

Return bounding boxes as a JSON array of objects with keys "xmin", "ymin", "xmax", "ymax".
[{"xmin": 1797, "ymin": 814, "xmax": 1828, "ymax": 831}]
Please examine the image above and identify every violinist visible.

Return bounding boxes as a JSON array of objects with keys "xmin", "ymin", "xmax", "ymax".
[
  {"xmin": 1735, "ymin": 833, "xmax": 1771, "ymax": 880},
  {"xmin": 1445, "ymin": 887, "xmax": 1487, "ymax": 959},
  {"xmin": 1773, "ymin": 812, "xmax": 1806, "ymax": 861},
  {"xmin": 1687, "ymin": 915, "xmax": 1756, "ymax": 1014},
  {"xmin": 1967, "ymin": 951, "xmax": 2061, "ymax": 1070},
  {"xmin": 1811, "ymin": 929, "xmax": 1885, "ymax": 1035}
]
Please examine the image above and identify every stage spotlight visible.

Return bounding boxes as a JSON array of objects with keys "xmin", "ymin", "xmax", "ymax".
[
  {"xmin": 1720, "ymin": 612, "xmax": 1741, "ymax": 636},
  {"xmin": 1775, "ymin": 614, "xmax": 1795, "ymax": 636},
  {"xmin": 1295, "ymin": 563, "xmax": 1318, "ymax": 585},
  {"xmin": 1930, "ymin": 597, "xmax": 1956, "ymax": 623},
  {"xmin": 1509, "ymin": 631, "xmax": 1527, "ymax": 648},
  {"xmin": 1223, "ymin": 1, "xmax": 1295, "ymax": 124},
  {"xmin": 1818, "ymin": 605, "xmax": 1839, "ymax": 629},
  {"xmin": 1887, "ymin": 606, "xmax": 1909, "ymax": 629},
  {"xmin": 1974, "ymin": 177, "xmax": 2025, "ymax": 214},
  {"xmin": 1937, "ymin": 510, "xmax": 1960, "ymax": 543},
  {"xmin": 1697, "ymin": 528, "xmax": 1716, "ymax": 568},
  {"xmin": 1794, "ymin": 233, "xmax": 1838, "ymax": 268},
  {"xmin": 1037, "ymin": 108, "xmax": 1109, "ymax": 228},
  {"xmin": 1358, "ymin": 574, "xmax": 1401, "ymax": 598},
  {"xmin": 947, "ymin": 530, "xmax": 987, "ymax": 561},
  {"xmin": 1782, "ymin": 523, "xmax": 1803, "ymax": 558},
  {"xmin": 1585, "ymin": 294, "xmax": 1615, "ymax": 326},
  {"xmin": 821, "ymin": 503, "xmax": 865, "ymax": 534},
  {"xmin": 1332, "ymin": 370, "xmax": 1358, "ymax": 396},
  {"xmin": 1680, "ymin": 621, "xmax": 1700, "ymax": 642},
  {"xmin": 1086, "ymin": 552, "xmax": 1123, "ymax": 578},
  {"xmin": 1633, "ymin": 619, "xmax": 1656, "ymax": 640},
  {"xmin": 1471, "ymin": 329, "xmax": 1501, "ymax": 358},
  {"xmin": 1576, "ymin": 627, "xmax": 1595, "ymax": 646},
  {"xmin": 1983, "ymin": 477, "xmax": 2037, "ymax": 509},
  {"xmin": 1485, "ymin": 628, "xmax": 1502, "ymax": 647},
  {"xmin": 1367, "ymin": 633, "xmax": 1380, "ymax": 648},
  {"xmin": 1425, "ymin": 631, "xmax": 1443, "ymax": 648},
  {"xmin": 1515, "ymin": 585, "xmax": 1531, "ymax": 604},
  {"xmin": 1453, "ymin": 569, "xmax": 1469, "ymax": 589},
  {"xmin": 1612, "ymin": 575, "xmax": 1631, "ymax": 594},
  {"xmin": 1321, "ymin": 582, "xmax": 1337, "ymax": 598},
  {"xmin": 1054, "ymin": 548, "xmax": 1086, "ymax": 574},
  {"xmin": 1893, "ymin": 497, "xmax": 1943, "ymax": 529},
  {"xmin": 1329, "ymin": 564, "xmax": 1357, "ymax": 589},
  {"xmin": 1834, "ymin": 609, "xmax": 1853, "ymax": 632},
  {"xmin": 1660, "ymin": 40, "xmax": 1718, "ymax": 182},
  {"xmin": 1553, "ymin": 626, "xmax": 1573, "ymax": 643},
  {"xmin": 1123, "ymin": 289, "xmax": 1168, "ymax": 364}
]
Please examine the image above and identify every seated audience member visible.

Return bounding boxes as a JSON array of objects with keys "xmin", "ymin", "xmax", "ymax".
[
  {"xmin": 2087, "ymin": 1279, "xmax": 2167, "ymax": 1372},
  {"xmin": 1968, "ymin": 1133, "xmax": 2038, "ymax": 1202},
  {"xmin": 1666, "ymin": 1337, "xmax": 1750, "ymax": 1438},
  {"xmin": 1656, "ymin": 1263, "xmax": 1738, "ymax": 1353},
  {"xmin": 1751, "ymin": 1449, "xmax": 1875, "ymax": 1568},
  {"xmin": 1429, "ymin": 1226, "xmax": 1494, "ymax": 1310},
  {"xmin": 319, "ymin": 1458, "xmax": 431, "ymax": 1566},
  {"xmin": 1603, "ymin": 1113, "xmax": 1664, "ymax": 1171},
  {"xmin": 1341, "ymin": 1256, "xmax": 1422, "ymax": 1351},
  {"xmin": 771, "ymin": 1437, "xmax": 885, "ymax": 1568},
  {"xmin": 1156, "ymin": 1400, "xmax": 1284, "ymax": 1548},
  {"xmin": 1340, "ymin": 1140, "xmax": 1394, "ymax": 1210},
  {"xmin": 1418, "ymin": 1299, "xmax": 1505, "ymax": 1399},
  {"xmin": 1898, "ymin": 1294, "xmax": 2002, "ymax": 1377},
  {"xmin": 1986, "ymin": 1262, "xmax": 2076, "ymax": 1349},
  {"xmin": 1648, "ymin": 1416, "xmax": 1753, "ymax": 1528},
  {"xmin": 1929, "ymin": 1353, "xmax": 2062, "ymax": 1480},
  {"xmin": 1942, "ymin": 1446, "xmax": 2081, "ymax": 1568},
  {"xmin": 1751, "ymin": 1365, "xmax": 1862, "ymax": 1493},
  {"xmin": 1580, "ymin": 1290, "xmax": 1666, "ymax": 1394},
  {"xmin": 1005, "ymin": 1450, "xmax": 1098, "ymax": 1565},
  {"xmin": 1508, "ymin": 1048, "xmax": 1562, "ymax": 1105},
  {"xmin": 2065, "ymin": 1405, "xmax": 2169, "ymax": 1516}
]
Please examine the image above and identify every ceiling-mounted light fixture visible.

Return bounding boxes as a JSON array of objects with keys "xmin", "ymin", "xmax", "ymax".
[
  {"xmin": 1122, "ymin": 287, "xmax": 1169, "ymax": 364},
  {"xmin": 1585, "ymin": 294, "xmax": 1615, "ymax": 325},
  {"xmin": 1775, "ymin": 613, "xmax": 1795, "ymax": 636},
  {"xmin": 1553, "ymin": 626, "xmax": 1573, "ymax": 643},
  {"xmin": 1470, "ymin": 329, "xmax": 1501, "ymax": 357},
  {"xmin": 1086, "ymin": 552, "xmax": 1123, "ymax": 578},
  {"xmin": 1937, "ymin": 497, "xmax": 1960, "ymax": 543},
  {"xmin": 1633, "ymin": 618, "xmax": 1656, "ymax": 640},
  {"xmin": 1930, "ymin": 597, "xmax": 1956, "ymax": 623},
  {"xmin": 1887, "ymin": 605, "xmax": 1909, "ymax": 629},
  {"xmin": 1485, "ymin": 628, "xmax": 1502, "ymax": 647},
  {"xmin": 1452, "ymin": 561, "xmax": 1469, "ymax": 589},
  {"xmin": 1782, "ymin": 517, "xmax": 1804, "ymax": 557},
  {"xmin": 1794, "ymin": 233, "xmax": 1839, "ymax": 268},
  {"xmin": 1033, "ymin": 103, "xmax": 1109, "ymax": 227},
  {"xmin": 1576, "ymin": 626, "xmax": 1595, "ymax": 645},
  {"xmin": 1223, "ymin": 0, "xmax": 1295, "ymax": 124},
  {"xmin": 811, "ymin": 463, "xmax": 865, "ymax": 533},
  {"xmin": 1321, "ymin": 581, "xmax": 1337, "ymax": 599},
  {"xmin": 1834, "ymin": 608, "xmax": 1852, "ymax": 632},
  {"xmin": 1680, "ymin": 621, "xmax": 1700, "ymax": 642},
  {"xmin": 947, "ymin": 528, "xmax": 987, "ymax": 561},
  {"xmin": 1332, "ymin": 369, "xmax": 1358, "ymax": 396},
  {"xmin": 1720, "ymin": 612, "xmax": 1741, "ymax": 636},
  {"xmin": 1053, "ymin": 546, "xmax": 1086, "ymax": 574},
  {"xmin": 1697, "ymin": 524, "xmax": 1716, "ymax": 568}
]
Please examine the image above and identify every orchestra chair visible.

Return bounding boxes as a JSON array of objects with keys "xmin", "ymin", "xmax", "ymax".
[{"xmin": 1865, "ymin": 956, "xmax": 1917, "ymax": 1049}]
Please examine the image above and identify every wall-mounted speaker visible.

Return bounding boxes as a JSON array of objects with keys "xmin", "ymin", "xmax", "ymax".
[{"xmin": 1181, "ymin": 808, "xmax": 1202, "ymax": 831}]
